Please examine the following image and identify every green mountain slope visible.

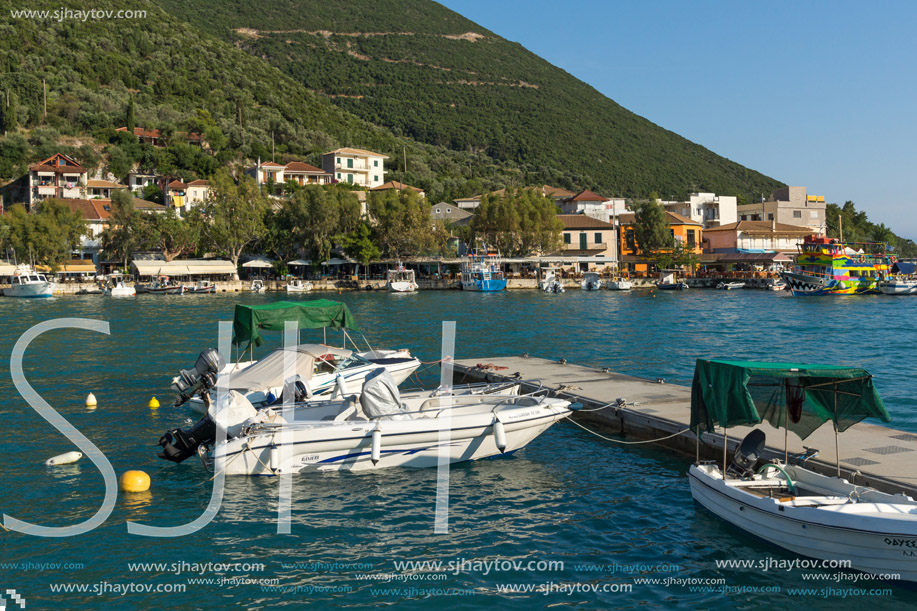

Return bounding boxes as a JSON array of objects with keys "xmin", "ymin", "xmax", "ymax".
[
  {"xmin": 0, "ymin": 0, "xmax": 525, "ymax": 201},
  {"xmin": 153, "ymin": 0, "xmax": 785, "ymax": 200}
]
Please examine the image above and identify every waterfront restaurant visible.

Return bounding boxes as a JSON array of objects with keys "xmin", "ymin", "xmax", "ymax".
[
  {"xmin": 616, "ymin": 211, "xmax": 703, "ymax": 275},
  {"xmin": 131, "ymin": 259, "xmax": 238, "ymax": 282}
]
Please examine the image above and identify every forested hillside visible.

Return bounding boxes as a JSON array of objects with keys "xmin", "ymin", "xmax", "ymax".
[{"xmin": 154, "ymin": 0, "xmax": 786, "ymax": 201}]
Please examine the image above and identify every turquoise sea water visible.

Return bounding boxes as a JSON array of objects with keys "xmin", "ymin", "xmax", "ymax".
[{"xmin": 1, "ymin": 289, "xmax": 916, "ymax": 610}]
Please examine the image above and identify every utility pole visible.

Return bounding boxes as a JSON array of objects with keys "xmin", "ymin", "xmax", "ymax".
[
  {"xmin": 839, "ymin": 214, "xmax": 844, "ymax": 242},
  {"xmin": 271, "ymin": 131, "xmax": 275, "ymax": 163},
  {"xmin": 403, "ymin": 146, "xmax": 407, "ymax": 174},
  {"xmin": 239, "ymin": 105, "xmax": 244, "ymax": 146},
  {"xmin": 42, "ymin": 78, "xmax": 46, "ymax": 121}
]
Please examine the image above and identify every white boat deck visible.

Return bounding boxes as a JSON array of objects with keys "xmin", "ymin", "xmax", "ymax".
[{"xmin": 453, "ymin": 356, "xmax": 917, "ymax": 498}]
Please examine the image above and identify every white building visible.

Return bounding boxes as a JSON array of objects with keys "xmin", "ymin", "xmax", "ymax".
[
  {"xmin": 558, "ymin": 189, "xmax": 628, "ymax": 223},
  {"xmin": 321, "ymin": 148, "xmax": 388, "ymax": 188},
  {"xmin": 128, "ymin": 171, "xmax": 160, "ymax": 194},
  {"xmin": 662, "ymin": 192, "xmax": 737, "ymax": 228},
  {"xmin": 185, "ymin": 180, "xmax": 211, "ymax": 207},
  {"xmin": 246, "ymin": 160, "xmax": 333, "ymax": 195}
]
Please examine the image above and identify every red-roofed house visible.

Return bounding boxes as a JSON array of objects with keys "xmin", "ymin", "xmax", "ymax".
[
  {"xmin": 246, "ymin": 160, "xmax": 333, "ymax": 195},
  {"xmin": 616, "ymin": 211, "xmax": 703, "ymax": 274},
  {"xmin": 27, "ymin": 153, "xmax": 88, "ymax": 208},
  {"xmin": 558, "ymin": 189, "xmax": 628, "ymax": 221},
  {"xmin": 186, "ymin": 179, "xmax": 211, "ymax": 206},
  {"xmin": 116, "ymin": 126, "xmax": 163, "ymax": 146},
  {"xmin": 557, "ymin": 214, "xmax": 618, "ymax": 268},
  {"xmin": 370, "ymin": 181, "xmax": 425, "ymax": 197}
]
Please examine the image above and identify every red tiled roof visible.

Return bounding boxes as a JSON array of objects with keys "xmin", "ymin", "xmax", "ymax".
[
  {"xmin": 617, "ymin": 211, "xmax": 703, "ymax": 227},
  {"xmin": 57, "ymin": 199, "xmax": 111, "ymax": 222},
  {"xmin": 370, "ymin": 180, "xmax": 423, "ymax": 192},
  {"xmin": 568, "ymin": 189, "xmax": 607, "ymax": 202},
  {"xmin": 187, "ymin": 179, "xmax": 210, "ymax": 186},
  {"xmin": 86, "ymin": 179, "xmax": 127, "ymax": 189},
  {"xmin": 557, "ymin": 214, "xmax": 616, "ymax": 229},
  {"xmin": 117, "ymin": 127, "xmax": 162, "ymax": 139},
  {"xmin": 168, "ymin": 180, "xmax": 187, "ymax": 189},
  {"xmin": 260, "ymin": 162, "xmax": 284, "ymax": 168},
  {"xmin": 704, "ymin": 220, "xmax": 813, "ymax": 234},
  {"xmin": 29, "ymin": 153, "xmax": 87, "ymax": 174},
  {"xmin": 284, "ymin": 161, "xmax": 326, "ymax": 174}
]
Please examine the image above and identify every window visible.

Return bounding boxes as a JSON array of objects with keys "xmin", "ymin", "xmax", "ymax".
[
  {"xmin": 336, "ymin": 157, "xmax": 341, "ymax": 165},
  {"xmin": 336, "ymin": 173, "xmax": 341, "ymax": 179},
  {"xmin": 446, "ymin": 207, "xmax": 451, "ymax": 212},
  {"xmin": 435, "ymin": 208, "xmax": 441, "ymax": 213},
  {"xmin": 563, "ymin": 233, "xmax": 571, "ymax": 244},
  {"xmin": 625, "ymin": 229, "xmax": 636, "ymax": 251},
  {"xmin": 594, "ymin": 232, "xmax": 602, "ymax": 244},
  {"xmin": 374, "ymin": 160, "xmax": 379, "ymax": 167},
  {"xmin": 686, "ymin": 229, "xmax": 696, "ymax": 249},
  {"xmin": 768, "ymin": 213, "xmax": 774, "ymax": 220},
  {"xmin": 347, "ymin": 158, "xmax": 354, "ymax": 169},
  {"xmin": 347, "ymin": 174, "xmax": 353, "ymax": 183},
  {"xmin": 579, "ymin": 233, "xmax": 587, "ymax": 250},
  {"xmin": 373, "ymin": 176, "xmax": 379, "ymax": 182},
  {"xmin": 793, "ymin": 210, "xmax": 802, "ymax": 218}
]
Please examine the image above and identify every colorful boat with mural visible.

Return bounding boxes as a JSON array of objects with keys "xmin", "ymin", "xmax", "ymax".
[{"xmin": 780, "ymin": 235, "xmax": 891, "ymax": 296}]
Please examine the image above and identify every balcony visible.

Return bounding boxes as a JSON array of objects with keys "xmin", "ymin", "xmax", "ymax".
[{"xmin": 563, "ymin": 242, "xmax": 608, "ymax": 252}]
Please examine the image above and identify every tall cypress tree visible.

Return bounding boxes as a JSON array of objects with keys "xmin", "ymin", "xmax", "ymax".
[{"xmin": 125, "ymin": 94, "xmax": 135, "ymax": 134}]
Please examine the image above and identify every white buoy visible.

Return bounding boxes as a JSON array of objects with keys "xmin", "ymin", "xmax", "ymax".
[
  {"xmin": 371, "ymin": 428, "xmax": 381, "ymax": 465},
  {"xmin": 493, "ymin": 420, "xmax": 507, "ymax": 453},
  {"xmin": 85, "ymin": 393, "xmax": 97, "ymax": 408},
  {"xmin": 45, "ymin": 451, "xmax": 83, "ymax": 466}
]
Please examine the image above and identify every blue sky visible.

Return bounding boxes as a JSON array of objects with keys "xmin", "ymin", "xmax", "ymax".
[{"xmin": 439, "ymin": 0, "xmax": 917, "ymax": 238}]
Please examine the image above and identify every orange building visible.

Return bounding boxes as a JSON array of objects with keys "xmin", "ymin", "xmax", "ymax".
[{"xmin": 616, "ymin": 211, "xmax": 703, "ymax": 274}]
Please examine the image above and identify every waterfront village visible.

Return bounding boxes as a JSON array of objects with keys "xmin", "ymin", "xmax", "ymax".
[{"xmin": 0, "ymin": 128, "xmax": 890, "ymax": 294}]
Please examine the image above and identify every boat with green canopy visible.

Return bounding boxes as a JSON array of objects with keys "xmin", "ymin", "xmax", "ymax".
[
  {"xmin": 176, "ymin": 299, "xmax": 420, "ymax": 413},
  {"xmin": 687, "ymin": 359, "xmax": 917, "ymax": 582}
]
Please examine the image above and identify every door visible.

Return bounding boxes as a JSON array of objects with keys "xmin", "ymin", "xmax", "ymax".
[{"xmin": 579, "ymin": 233, "xmax": 587, "ymax": 250}]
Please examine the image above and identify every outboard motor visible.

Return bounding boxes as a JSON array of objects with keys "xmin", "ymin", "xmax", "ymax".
[
  {"xmin": 158, "ymin": 416, "xmax": 217, "ymax": 463},
  {"xmin": 728, "ymin": 429, "xmax": 766, "ymax": 477},
  {"xmin": 172, "ymin": 348, "xmax": 226, "ymax": 407}
]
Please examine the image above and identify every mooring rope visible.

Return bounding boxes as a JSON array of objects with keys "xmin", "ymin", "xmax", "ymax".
[{"xmin": 565, "ymin": 417, "xmax": 691, "ymax": 445}]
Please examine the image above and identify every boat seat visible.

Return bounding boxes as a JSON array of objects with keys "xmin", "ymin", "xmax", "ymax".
[{"xmin": 332, "ymin": 396, "xmax": 364, "ymax": 422}]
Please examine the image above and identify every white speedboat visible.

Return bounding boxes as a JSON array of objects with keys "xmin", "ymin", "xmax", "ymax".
[
  {"xmin": 688, "ymin": 359, "xmax": 917, "ymax": 582},
  {"xmin": 765, "ymin": 279, "xmax": 787, "ymax": 291},
  {"xmin": 386, "ymin": 264, "xmax": 418, "ymax": 293},
  {"xmin": 606, "ymin": 278, "xmax": 632, "ymax": 291},
  {"xmin": 250, "ymin": 279, "xmax": 266, "ymax": 293},
  {"xmin": 158, "ymin": 367, "xmax": 576, "ymax": 475},
  {"xmin": 286, "ymin": 278, "xmax": 313, "ymax": 293},
  {"xmin": 184, "ymin": 281, "xmax": 216, "ymax": 294},
  {"xmin": 878, "ymin": 278, "xmax": 917, "ymax": 295},
  {"xmin": 581, "ymin": 271, "xmax": 602, "ymax": 291},
  {"xmin": 4, "ymin": 265, "xmax": 56, "ymax": 298},
  {"xmin": 180, "ymin": 300, "xmax": 420, "ymax": 413},
  {"xmin": 540, "ymin": 270, "xmax": 565, "ymax": 293},
  {"xmin": 184, "ymin": 344, "xmax": 421, "ymax": 414},
  {"xmin": 716, "ymin": 281, "xmax": 745, "ymax": 290},
  {"xmin": 103, "ymin": 275, "xmax": 135, "ymax": 297}
]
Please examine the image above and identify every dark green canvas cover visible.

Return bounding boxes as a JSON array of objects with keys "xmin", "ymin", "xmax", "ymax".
[
  {"xmin": 690, "ymin": 359, "xmax": 890, "ymax": 439},
  {"xmin": 232, "ymin": 300, "xmax": 359, "ymax": 349}
]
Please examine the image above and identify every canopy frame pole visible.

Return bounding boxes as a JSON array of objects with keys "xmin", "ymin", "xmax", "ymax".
[
  {"xmin": 695, "ymin": 427, "xmax": 699, "ymax": 464},
  {"xmin": 833, "ymin": 382, "xmax": 841, "ymax": 477},
  {"xmin": 722, "ymin": 428, "xmax": 728, "ymax": 477},
  {"xmin": 784, "ymin": 379, "xmax": 789, "ymax": 463}
]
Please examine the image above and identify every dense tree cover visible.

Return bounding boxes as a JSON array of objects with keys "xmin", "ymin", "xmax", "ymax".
[
  {"xmin": 368, "ymin": 190, "xmax": 448, "ymax": 258},
  {"xmin": 340, "ymin": 223, "xmax": 381, "ymax": 274},
  {"xmin": 267, "ymin": 185, "xmax": 361, "ymax": 263},
  {"xmin": 149, "ymin": 208, "xmax": 199, "ymax": 262},
  {"xmin": 0, "ymin": 199, "xmax": 86, "ymax": 270},
  {"xmin": 155, "ymin": 0, "xmax": 786, "ymax": 202},
  {"xmin": 195, "ymin": 171, "xmax": 270, "ymax": 275},
  {"xmin": 631, "ymin": 196, "xmax": 673, "ymax": 257},
  {"xmin": 101, "ymin": 190, "xmax": 147, "ymax": 271},
  {"xmin": 826, "ymin": 201, "xmax": 917, "ymax": 257},
  {"xmin": 467, "ymin": 188, "xmax": 562, "ymax": 256}
]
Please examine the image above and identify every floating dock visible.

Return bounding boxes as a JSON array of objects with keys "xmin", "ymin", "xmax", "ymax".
[{"xmin": 453, "ymin": 356, "xmax": 917, "ymax": 497}]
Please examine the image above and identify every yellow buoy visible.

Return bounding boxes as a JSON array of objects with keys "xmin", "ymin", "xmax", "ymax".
[
  {"xmin": 85, "ymin": 392, "xmax": 97, "ymax": 408},
  {"xmin": 148, "ymin": 396, "xmax": 160, "ymax": 409},
  {"xmin": 120, "ymin": 470, "xmax": 151, "ymax": 493}
]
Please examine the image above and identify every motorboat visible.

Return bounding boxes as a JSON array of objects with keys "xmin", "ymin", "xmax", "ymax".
[
  {"xmin": 183, "ymin": 281, "xmax": 216, "ymax": 294},
  {"xmin": 461, "ymin": 251, "xmax": 506, "ymax": 292},
  {"xmin": 386, "ymin": 263, "xmax": 418, "ymax": 293},
  {"xmin": 180, "ymin": 300, "xmax": 421, "ymax": 413},
  {"xmin": 877, "ymin": 278, "xmax": 917, "ymax": 295},
  {"xmin": 581, "ymin": 271, "xmax": 602, "ymax": 291},
  {"xmin": 3, "ymin": 264, "xmax": 56, "ymax": 298},
  {"xmin": 540, "ymin": 269, "xmax": 565, "ymax": 293},
  {"xmin": 716, "ymin": 281, "xmax": 745, "ymax": 290},
  {"xmin": 286, "ymin": 278, "xmax": 313, "ymax": 293},
  {"xmin": 765, "ymin": 279, "xmax": 787, "ymax": 291},
  {"xmin": 656, "ymin": 271, "xmax": 688, "ymax": 291},
  {"xmin": 103, "ymin": 275, "xmax": 135, "ymax": 297},
  {"xmin": 606, "ymin": 278, "xmax": 633, "ymax": 291},
  {"xmin": 688, "ymin": 359, "xmax": 917, "ymax": 582},
  {"xmin": 250, "ymin": 279, "xmax": 266, "ymax": 293},
  {"xmin": 158, "ymin": 359, "xmax": 577, "ymax": 475},
  {"xmin": 147, "ymin": 275, "xmax": 183, "ymax": 295}
]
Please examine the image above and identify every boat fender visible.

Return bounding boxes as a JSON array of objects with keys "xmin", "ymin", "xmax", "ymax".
[
  {"xmin": 270, "ymin": 444, "xmax": 279, "ymax": 472},
  {"xmin": 568, "ymin": 402, "xmax": 583, "ymax": 411},
  {"xmin": 371, "ymin": 428, "xmax": 382, "ymax": 465},
  {"xmin": 45, "ymin": 451, "xmax": 83, "ymax": 466},
  {"xmin": 493, "ymin": 419, "xmax": 507, "ymax": 453}
]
